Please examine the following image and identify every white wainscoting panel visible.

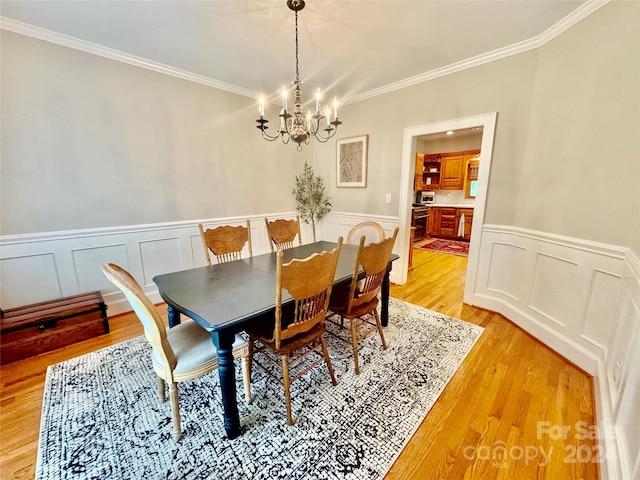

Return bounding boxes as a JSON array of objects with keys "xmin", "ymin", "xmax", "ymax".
[
  {"xmin": 138, "ymin": 237, "xmax": 183, "ymax": 287},
  {"xmin": 529, "ymin": 252, "xmax": 582, "ymax": 329},
  {"xmin": 0, "ymin": 253, "xmax": 61, "ymax": 306},
  {"xmin": 190, "ymin": 233, "xmax": 207, "ymax": 268},
  {"xmin": 615, "ymin": 326, "xmax": 640, "ymax": 480},
  {"xmin": 0, "ymin": 212, "xmax": 301, "ymax": 314},
  {"xmin": 485, "ymin": 242, "xmax": 528, "ymax": 301},
  {"xmin": 581, "ymin": 269, "xmax": 624, "ymax": 354},
  {"xmin": 606, "ymin": 290, "xmax": 640, "ymax": 410},
  {"xmin": 71, "ymin": 243, "xmax": 129, "ymax": 295},
  {"xmin": 470, "ymin": 224, "xmax": 640, "ymax": 480}
]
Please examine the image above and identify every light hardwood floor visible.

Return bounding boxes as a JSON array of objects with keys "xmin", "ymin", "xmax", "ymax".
[{"xmin": 0, "ymin": 246, "xmax": 599, "ymax": 479}]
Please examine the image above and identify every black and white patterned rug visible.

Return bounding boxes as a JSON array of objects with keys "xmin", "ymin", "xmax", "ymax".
[{"xmin": 36, "ymin": 298, "xmax": 483, "ymax": 480}]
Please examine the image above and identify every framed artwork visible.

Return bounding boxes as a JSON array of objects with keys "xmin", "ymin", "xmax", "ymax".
[{"xmin": 336, "ymin": 134, "xmax": 368, "ymax": 187}]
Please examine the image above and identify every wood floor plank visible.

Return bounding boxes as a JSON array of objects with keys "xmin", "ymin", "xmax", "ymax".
[
  {"xmin": 0, "ymin": 246, "xmax": 599, "ymax": 479},
  {"xmin": 386, "ymin": 247, "xmax": 599, "ymax": 479}
]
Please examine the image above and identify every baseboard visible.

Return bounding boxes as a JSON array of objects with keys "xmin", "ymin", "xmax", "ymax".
[
  {"xmin": 468, "ymin": 225, "xmax": 640, "ymax": 480},
  {"xmin": 470, "ymin": 292, "xmax": 600, "ymax": 372}
]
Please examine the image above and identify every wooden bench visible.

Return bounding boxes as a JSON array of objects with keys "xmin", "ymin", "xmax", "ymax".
[{"xmin": 0, "ymin": 292, "xmax": 109, "ymax": 365}]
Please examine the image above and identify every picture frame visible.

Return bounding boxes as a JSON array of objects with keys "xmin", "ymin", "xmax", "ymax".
[{"xmin": 336, "ymin": 134, "xmax": 368, "ymax": 187}]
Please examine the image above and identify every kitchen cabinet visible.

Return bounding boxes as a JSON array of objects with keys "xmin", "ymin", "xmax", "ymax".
[
  {"xmin": 429, "ymin": 206, "xmax": 474, "ymax": 240},
  {"xmin": 422, "ymin": 157, "xmax": 441, "ymax": 190},
  {"xmin": 414, "ymin": 154, "xmax": 424, "ymax": 190},
  {"xmin": 428, "ymin": 207, "xmax": 457, "ymax": 237},
  {"xmin": 414, "ymin": 154, "xmax": 441, "ymax": 190},
  {"xmin": 415, "ymin": 150, "xmax": 478, "ymax": 192},
  {"xmin": 458, "ymin": 208, "xmax": 474, "ymax": 241},
  {"xmin": 440, "ymin": 155, "xmax": 465, "ymax": 190},
  {"xmin": 438, "ymin": 208, "xmax": 458, "ymax": 237},
  {"xmin": 428, "ymin": 207, "xmax": 441, "ymax": 235}
]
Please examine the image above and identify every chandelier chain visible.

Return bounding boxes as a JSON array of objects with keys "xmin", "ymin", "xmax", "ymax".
[{"xmin": 295, "ymin": 10, "xmax": 300, "ymax": 83}]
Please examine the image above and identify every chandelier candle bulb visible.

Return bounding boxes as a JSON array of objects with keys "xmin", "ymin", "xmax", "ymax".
[
  {"xmin": 315, "ymin": 88, "xmax": 321, "ymax": 113},
  {"xmin": 258, "ymin": 95, "xmax": 265, "ymax": 117},
  {"xmin": 333, "ymin": 98, "xmax": 338, "ymax": 120},
  {"xmin": 282, "ymin": 87, "xmax": 288, "ymax": 111}
]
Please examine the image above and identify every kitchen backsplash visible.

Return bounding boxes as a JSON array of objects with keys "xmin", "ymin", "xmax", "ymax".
[{"xmin": 434, "ymin": 190, "xmax": 475, "ymax": 205}]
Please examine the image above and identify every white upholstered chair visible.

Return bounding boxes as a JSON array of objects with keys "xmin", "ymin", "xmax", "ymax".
[
  {"xmin": 101, "ymin": 263, "xmax": 251, "ymax": 441},
  {"xmin": 345, "ymin": 221, "xmax": 385, "ymax": 246}
]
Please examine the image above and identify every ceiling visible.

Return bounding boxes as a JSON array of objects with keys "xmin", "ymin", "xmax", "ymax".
[
  {"xmin": 421, "ymin": 127, "xmax": 483, "ymax": 142},
  {"xmin": 1, "ymin": 0, "xmax": 593, "ymax": 107}
]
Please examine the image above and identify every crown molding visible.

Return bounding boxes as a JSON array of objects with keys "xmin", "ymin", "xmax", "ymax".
[
  {"xmin": 345, "ymin": 0, "xmax": 610, "ymax": 104},
  {"xmin": 0, "ymin": 16, "xmax": 256, "ymax": 99},
  {"xmin": 0, "ymin": 0, "xmax": 609, "ymax": 104}
]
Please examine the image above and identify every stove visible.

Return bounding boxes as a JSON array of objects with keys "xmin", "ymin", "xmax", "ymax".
[{"xmin": 411, "ymin": 205, "xmax": 429, "ymax": 242}]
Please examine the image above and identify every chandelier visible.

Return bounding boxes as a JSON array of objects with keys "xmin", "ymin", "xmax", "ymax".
[{"xmin": 256, "ymin": 0, "xmax": 342, "ymax": 151}]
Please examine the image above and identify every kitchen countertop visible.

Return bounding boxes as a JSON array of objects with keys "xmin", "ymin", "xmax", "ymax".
[{"xmin": 428, "ymin": 203, "xmax": 475, "ymax": 208}]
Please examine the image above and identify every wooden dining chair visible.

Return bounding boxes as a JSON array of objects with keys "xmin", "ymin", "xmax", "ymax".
[
  {"xmin": 101, "ymin": 263, "xmax": 251, "ymax": 441},
  {"xmin": 264, "ymin": 215, "xmax": 302, "ymax": 252},
  {"xmin": 198, "ymin": 220, "xmax": 253, "ymax": 265},
  {"xmin": 345, "ymin": 221, "xmax": 385, "ymax": 245},
  {"xmin": 328, "ymin": 227, "xmax": 399, "ymax": 374},
  {"xmin": 246, "ymin": 238, "xmax": 343, "ymax": 425}
]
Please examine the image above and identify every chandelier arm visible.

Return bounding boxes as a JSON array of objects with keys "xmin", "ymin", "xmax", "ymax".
[
  {"xmin": 310, "ymin": 127, "xmax": 337, "ymax": 143},
  {"xmin": 311, "ymin": 134, "xmax": 330, "ymax": 143},
  {"xmin": 281, "ymin": 115, "xmax": 293, "ymax": 136},
  {"xmin": 307, "ymin": 116, "xmax": 320, "ymax": 134},
  {"xmin": 259, "ymin": 128, "xmax": 283, "ymax": 142},
  {"xmin": 256, "ymin": 119, "xmax": 279, "ymax": 141}
]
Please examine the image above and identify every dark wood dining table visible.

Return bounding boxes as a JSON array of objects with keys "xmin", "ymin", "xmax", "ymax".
[{"xmin": 153, "ymin": 240, "xmax": 398, "ymax": 439}]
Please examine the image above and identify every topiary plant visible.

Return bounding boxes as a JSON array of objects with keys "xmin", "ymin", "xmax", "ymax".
[{"xmin": 292, "ymin": 161, "xmax": 332, "ymax": 242}]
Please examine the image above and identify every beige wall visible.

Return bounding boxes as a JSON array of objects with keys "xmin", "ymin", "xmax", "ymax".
[
  {"xmin": 313, "ymin": 0, "xmax": 639, "ymax": 255},
  {"xmin": 0, "ymin": 31, "xmax": 309, "ymax": 235},
  {"xmin": 515, "ymin": 0, "xmax": 640, "ymax": 251},
  {"xmin": 2, "ymin": 2, "xmax": 638, "ymax": 256},
  {"xmin": 312, "ymin": 50, "xmax": 538, "ymax": 229}
]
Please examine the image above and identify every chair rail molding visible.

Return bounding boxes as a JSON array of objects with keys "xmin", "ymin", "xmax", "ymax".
[{"xmin": 0, "ymin": 212, "xmax": 301, "ymax": 315}]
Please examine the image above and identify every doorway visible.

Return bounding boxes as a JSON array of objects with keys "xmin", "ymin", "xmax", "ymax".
[{"xmin": 395, "ymin": 112, "xmax": 497, "ymax": 305}]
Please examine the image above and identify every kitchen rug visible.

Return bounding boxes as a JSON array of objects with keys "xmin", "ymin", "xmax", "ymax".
[
  {"xmin": 416, "ymin": 238, "xmax": 469, "ymax": 257},
  {"xmin": 36, "ymin": 298, "xmax": 483, "ymax": 480}
]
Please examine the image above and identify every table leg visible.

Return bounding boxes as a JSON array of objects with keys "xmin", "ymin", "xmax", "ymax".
[
  {"xmin": 167, "ymin": 305, "xmax": 181, "ymax": 328},
  {"xmin": 211, "ymin": 330, "xmax": 242, "ymax": 439},
  {"xmin": 381, "ymin": 263, "xmax": 391, "ymax": 327}
]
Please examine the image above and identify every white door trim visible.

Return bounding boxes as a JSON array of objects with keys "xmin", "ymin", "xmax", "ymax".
[{"xmin": 396, "ymin": 112, "xmax": 498, "ymax": 299}]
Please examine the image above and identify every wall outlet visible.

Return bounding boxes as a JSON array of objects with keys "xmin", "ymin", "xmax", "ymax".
[{"xmin": 385, "ymin": 193, "xmax": 391, "ymax": 203}]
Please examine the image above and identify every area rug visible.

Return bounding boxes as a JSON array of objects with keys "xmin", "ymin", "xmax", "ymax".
[
  {"xmin": 416, "ymin": 238, "xmax": 469, "ymax": 256},
  {"xmin": 36, "ymin": 298, "xmax": 483, "ymax": 480}
]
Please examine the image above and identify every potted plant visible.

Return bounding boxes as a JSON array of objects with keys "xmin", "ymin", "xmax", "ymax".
[{"xmin": 292, "ymin": 161, "xmax": 332, "ymax": 242}]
